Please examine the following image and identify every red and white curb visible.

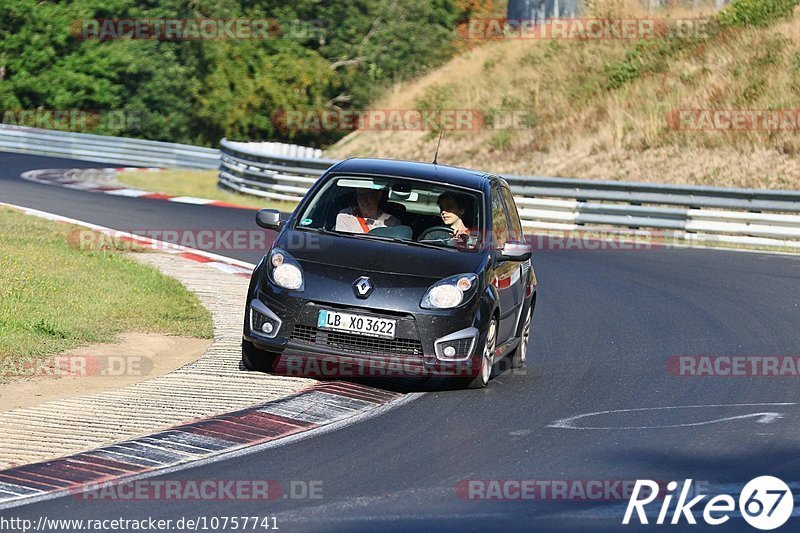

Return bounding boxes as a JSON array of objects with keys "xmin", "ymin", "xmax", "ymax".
[
  {"xmin": 0, "ymin": 382, "xmax": 407, "ymax": 509},
  {"xmin": 0, "ymin": 201, "xmax": 416, "ymax": 509},
  {"xmin": 0, "ymin": 201, "xmax": 256, "ymax": 277},
  {"xmin": 21, "ymin": 168, "xmax": 257, "ymax": 210}
]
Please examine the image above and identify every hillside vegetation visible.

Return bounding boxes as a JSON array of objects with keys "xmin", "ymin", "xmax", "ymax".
[
  {"xmin": 330, "ymin": 0, "xmax": 800, "ymax": 189},
  {"xmin": 0, "ymin": 0, "xmax": 495, "ymax": 147}
]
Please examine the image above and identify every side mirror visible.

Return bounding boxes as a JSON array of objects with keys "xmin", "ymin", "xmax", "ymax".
[
  {"xmin": 499, "ymin": 241, "xmax": 532, "ymax": 262},
  {"xmin": 256, "ymin": 209, "xmax": 283, "ymax": 231}
]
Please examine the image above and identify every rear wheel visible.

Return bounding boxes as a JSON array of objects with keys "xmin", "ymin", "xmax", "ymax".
[
  {"xmin": 241, "ymin": 339, "xmax": 277, "ymax": 372},
  {"xmin": 459, "ymin": 318, "xmax": 496, "ymax": 389},
  {"xmin": 510, "ymin": 307, "xmax": 532, "ymax": 369}
]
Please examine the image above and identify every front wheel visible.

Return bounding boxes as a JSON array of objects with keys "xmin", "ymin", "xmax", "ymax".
[
  {"xmin": 241, "ymin": 339, "xmax": 277, "ymax": 372},
  {"xmin": 510, "ymin": 307, "xmax": 532, "ymax": 369},
  {"xmin": 459, "ymin": 318, "xmax": 497, "ymax": 389}
]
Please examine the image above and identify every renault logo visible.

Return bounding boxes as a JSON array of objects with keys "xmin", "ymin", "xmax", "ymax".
[{"xmin": 353, "ymin": 276, "xmax": 374, "ymax": 299}]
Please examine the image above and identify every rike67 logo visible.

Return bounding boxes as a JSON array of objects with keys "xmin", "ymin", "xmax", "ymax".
[{"xmin": 623, "ymin": 477, "xmax": 794, "ymax": 530}]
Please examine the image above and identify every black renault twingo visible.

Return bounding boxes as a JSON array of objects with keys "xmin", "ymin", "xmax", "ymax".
[{"xmin": 242, "ymin": 158, "xmax": 536, "ymax": 388}]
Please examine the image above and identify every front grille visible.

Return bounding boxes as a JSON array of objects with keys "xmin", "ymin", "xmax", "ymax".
[
  {"xmin": 290, "ymin": 325, "xmax": 423, "ymax": 357},
  {"xmin": 292, "ymin": 324, "xmax": 317, "ymax": 344}
]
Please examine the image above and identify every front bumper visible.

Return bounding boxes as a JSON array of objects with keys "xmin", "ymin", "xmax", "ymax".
[{"xmin": 244, "ymin": 287, "xmax": 487, "ymax": 378}]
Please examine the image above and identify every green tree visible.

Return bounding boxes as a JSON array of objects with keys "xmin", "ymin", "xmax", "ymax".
[{"xmin": 0, "ymin": 0, "xmax": 464, "ymax": 146}]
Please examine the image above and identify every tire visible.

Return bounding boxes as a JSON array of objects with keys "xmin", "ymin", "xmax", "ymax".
[
  {"xmin": 458, "ymin": 318, "xmax": 497, "ymax": 389},
  {"xmin": 510, "ymin": 306, "xmax": 533, "ymax": 369},
  {"xmin": 241, "ymin": 339, "xmax": 277, "ymax": 372}
]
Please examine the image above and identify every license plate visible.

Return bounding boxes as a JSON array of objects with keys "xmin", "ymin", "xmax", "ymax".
[{"xmin": 317, "ymin": 310, "xmax": 396, "ymax": 339}]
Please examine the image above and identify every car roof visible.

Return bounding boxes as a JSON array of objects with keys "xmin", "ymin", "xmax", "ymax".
[{"xmin": 328, "ymin": 158, "xmax": 494, "ymax": 191}]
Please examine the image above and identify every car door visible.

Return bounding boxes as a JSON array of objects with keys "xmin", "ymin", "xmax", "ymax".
[
  {"xmin": 491, "ymin": 185, "xmax": 519, "ymax": 344},
  {"xmin": 499, "ymin": 184, "xmax": 527, "ymax": 335}
]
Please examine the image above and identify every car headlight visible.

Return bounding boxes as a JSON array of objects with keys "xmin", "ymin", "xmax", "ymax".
[
  {"xmin": 421, "ymin": 274, "xmax": 478, "ymax": 309},
  {"xmin": 267, "ymin": 248, "xmax": 304, "ymax": 291}
]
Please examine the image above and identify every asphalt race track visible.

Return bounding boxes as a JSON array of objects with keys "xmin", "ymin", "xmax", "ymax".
[{"xmin": 2, "ymin": 152, "xmax": 800, "ymax": 531}]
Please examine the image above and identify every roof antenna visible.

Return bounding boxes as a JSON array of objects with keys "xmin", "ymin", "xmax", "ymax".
[{"xmin": 432, "ymin": 125, "xmax": 445, "ymax": 165}]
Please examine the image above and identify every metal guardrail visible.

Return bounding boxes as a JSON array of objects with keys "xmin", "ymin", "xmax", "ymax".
[
  {"xmin": 0, "ymin": 125, "xmax": 220, "ymax": 169},
  {"xmin": 0, "ymin": 124, "xmax": 796, "ymax": 249},
  {"xmin": 217, "ymin": 139, "xmax": 800, "ymax": 250},
  {"xmin": 218, "ymin": 138, "xmax": 338, "ymax": 202},
  {"xmin": 0, "ymin": 126, "xmax": 321, "ymax": 174}
]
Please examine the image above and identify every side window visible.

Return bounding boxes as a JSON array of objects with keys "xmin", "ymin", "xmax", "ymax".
[
  {"xmin": 491, "ymin": 188, "xmax": 509, "ymax": 250},
  {"xmin": 500, "ymin": 186, "xmax": 523, "ymax": 242}
]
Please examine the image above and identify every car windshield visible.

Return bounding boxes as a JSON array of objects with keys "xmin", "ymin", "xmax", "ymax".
[{"xmin": 295, "ymin": 175, "xmax": 483, "ymax": 251}]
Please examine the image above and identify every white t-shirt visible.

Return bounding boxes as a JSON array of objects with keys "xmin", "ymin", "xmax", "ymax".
[{"xmin": 335, "ymin": 207, "xmax": 400, "ymax": 233}]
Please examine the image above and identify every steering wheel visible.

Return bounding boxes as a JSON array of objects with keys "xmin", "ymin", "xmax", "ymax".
[{"xmin": 417, "ymin": 226, "xmax": 454, "ymax": 241}]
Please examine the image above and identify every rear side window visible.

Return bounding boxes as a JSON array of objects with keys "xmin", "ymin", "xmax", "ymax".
[
  {"xmin": 491, "ymin": 188, "xmax": 509, "ymax": 249},
  {"xmin": 500, "ymin": 186, "xmax": 524, "ymax": 242}
]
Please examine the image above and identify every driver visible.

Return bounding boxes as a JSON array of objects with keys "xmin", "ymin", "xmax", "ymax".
[
  {"xmin": 335, "ymin": 187, "xmax": 400, "ymax": 233},
  {"xmin": 437, "ymin": 192, "xmax": 473, "ymax": 244}
]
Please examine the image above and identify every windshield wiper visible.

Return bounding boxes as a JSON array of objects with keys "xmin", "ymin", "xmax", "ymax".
[
  {"xmin": 297, "ymin": 227, "xmax": 464, "ymax": 251},
  {"xmin": 296, "ymin": 226, "xmax": 362, "ymax": 239},
  {"xmin": 367, "ymin": 235, "xmax": 458, "ymax": 251}
]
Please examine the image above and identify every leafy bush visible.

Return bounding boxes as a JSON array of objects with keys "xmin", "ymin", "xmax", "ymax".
[
  {"xmin": 415, "ymin": 83, "xmax": 457, "ymax": 112},
  {"xmin": 718, "ymin": 0, "xmax": 799, "ymax": 28},
  {"xmin": 604, "ymin": 40, "xmax": 675, "ymax": 90},
  {"xmin": 488, "ymin": 129, "xmax": 513, "ymax": 150}
]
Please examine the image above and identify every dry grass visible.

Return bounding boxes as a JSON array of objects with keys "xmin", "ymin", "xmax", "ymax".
[{"xmin": 329, "ymin": 3, "xmax": 800, "ymax": 189}]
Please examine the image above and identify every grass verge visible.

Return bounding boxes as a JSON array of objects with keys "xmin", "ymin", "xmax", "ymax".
[
  {"xmin": 117, "ymin": 169, "xmax": 298, "ymax": 211},
  {"xmin": 0, "ymin": 207, "xmax": 213, "ymax": 363}
]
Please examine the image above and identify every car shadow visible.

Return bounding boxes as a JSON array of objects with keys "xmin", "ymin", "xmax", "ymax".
[{"xmin": 239, "ymin": 353, "xmax": 527, "ymax": 394}]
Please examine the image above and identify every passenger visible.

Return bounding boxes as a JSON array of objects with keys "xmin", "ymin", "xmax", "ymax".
[{"xmin": 335, "ymin": 187, "xmax": 400, "ymax": 233}]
